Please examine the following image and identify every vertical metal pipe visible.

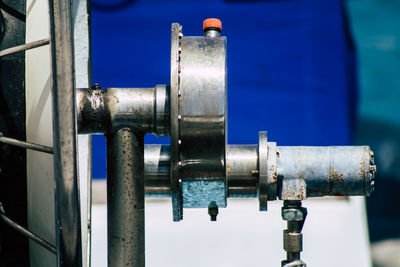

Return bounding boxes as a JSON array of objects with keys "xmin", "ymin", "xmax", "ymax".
[
  {"xmin": 107, "ymin": 128, "xmax": 145, "ymax": 267},
  {"xmin": 48, "ymin": 0, "xmax": 82, "ymax": 266}
]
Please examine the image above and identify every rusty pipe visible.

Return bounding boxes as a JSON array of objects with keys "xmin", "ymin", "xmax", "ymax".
[{"xmin": 143, "ymin": 144, "xmax": 375, "ymax": 199}]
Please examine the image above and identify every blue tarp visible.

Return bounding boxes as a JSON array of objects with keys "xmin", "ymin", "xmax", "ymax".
[{"xmin": 91, "ymin": 0, "xmax": 356, "ymax": 178}]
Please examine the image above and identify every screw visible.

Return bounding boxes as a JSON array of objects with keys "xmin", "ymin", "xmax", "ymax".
[
  {"xmin": 208, "ymin": 201, "xmax": 219, "ymax": 222},
  {"xmin": 92, "ymin": 83, "xmax": 101, "ymax": 89}
]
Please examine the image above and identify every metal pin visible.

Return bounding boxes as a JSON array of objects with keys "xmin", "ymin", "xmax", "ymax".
[{"xmin": 0, "ymin": 38, "xmax": 50, "ymax": 58}]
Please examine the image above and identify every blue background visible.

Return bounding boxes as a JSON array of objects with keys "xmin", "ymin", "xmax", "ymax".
[{"xmin": 91, "ymin": 0, "xmax": 356, "ymax": 179}]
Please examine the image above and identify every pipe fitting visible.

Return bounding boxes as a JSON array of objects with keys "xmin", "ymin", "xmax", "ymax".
[{"xmin": 76, "ymin": 85, "xmax": 169, "ymax": 135}]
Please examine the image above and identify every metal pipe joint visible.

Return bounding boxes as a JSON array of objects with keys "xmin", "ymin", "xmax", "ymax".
[{"xmin": 76, "ymin": 85, "xmax": 169, "ymax": 135}]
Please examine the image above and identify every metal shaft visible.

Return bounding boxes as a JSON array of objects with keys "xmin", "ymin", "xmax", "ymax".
[
  {"xmin": 107, "ymin": 128, "xmax": 145, "ymax": 267},
  {"xmin": 142, "ymin": 144, "xmax": 375, "ymax": 199},
  {"xmin": 48, "ymin": 0, "xmax": 82, "ymax": 265},
  {"xmin": 0, "ymin": 38, "xmax": 49, "ymax": 57},
  {"xmin": 281, "ymin": 201, "xmax": 307, "ymax": 267},
  {"xmin": 0, "ymin": 204, "xmax": 56, "ymax": 254},
  {"xmin": 0, "ymin": 133, "xmax": 54, "ymax": 154}
]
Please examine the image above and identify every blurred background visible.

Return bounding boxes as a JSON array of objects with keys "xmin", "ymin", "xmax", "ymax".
[{"xmin": 89, "ymin": 0, "xmax": 400, "ymax": 266}]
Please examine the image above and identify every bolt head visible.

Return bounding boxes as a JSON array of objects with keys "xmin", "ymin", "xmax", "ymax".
[{"xmin": 282, "ymin": 208, "xmax": 304, "ymax": 221}]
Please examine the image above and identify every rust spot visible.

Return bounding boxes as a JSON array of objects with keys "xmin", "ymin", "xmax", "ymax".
[
  {"xmin": 272, "ymin": 171, "xmax": 277, "ymax": 182},
  {"xmin": 358, "ymin": 151, "xmax": 369, "ymax": 178},
  {"xmin": 329, "ymin": 168, "xmax": 344, "ymax": 183},
  {"xmin": 226, "ymin": 163, "xmax": 232, "ymax": 174},
  {"xmin": 297, "ymin": 186, "xmax": 304, "ymax": 200},
  {"xmin": 285, "ymin": 185, "xmax": 295, "ymax": 199}
]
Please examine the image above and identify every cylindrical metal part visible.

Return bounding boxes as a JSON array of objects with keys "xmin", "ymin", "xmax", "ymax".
[
  {"xmin": 142, "ymin": 144, "xmax": 375, "ymax": 199},
  {"xmin": 281, "ymin": 201, "xmax": 307, "ymax": 267},
  {"xmin": 107, "ymin": 129, "xmax": 145, "ymax": 267},
  {"xmin": 76, "ymin": 85, "xmax": 169, "ymax": 135},
  {"xmin": 154, "ymin": 85, "xmax": 170, "ymax": 136},
  {"xmin": 0, "ymin": 205, "xmax": 56, "ymax": 254},
  {"xmin": 143, "ymin": 144, "xmax": 258, "ymax": 198},
  {"xmin": 0, "ymin": 134, "xmax": 54, "ymax": 154},
  {"xmin": 0, "ymin": 38, "xmax": 49, "ymax": 57},
  {"xmin": 178, "ymin": 35, "xmax": 228, "ymax": 209},
  {"xmin": 145, "ymin": 144, "xmax": 171, "ymax": 197},
  {"xmin": 226, "ymin": 145, "xmax": 258, "ymax": 197},
  {"xmin": 283, "ymin": 231, "xmax": 303, "ymax": 252},
  {"xmin": 277, "ymin": 146, "xmax": 375, "ymax": 199},
  {"xmin": 170, "ymin": 23, "xmax": 227, "ymax": 219}
]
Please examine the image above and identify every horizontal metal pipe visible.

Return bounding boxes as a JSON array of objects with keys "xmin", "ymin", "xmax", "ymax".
[
  {"xmin": 0, "ymin": 38, "xmax": 49, "ymax": 57},
  {"xmin": 226, "ymin": 145, "xmax": 258, "ymax": 197},
  {"xmin": 143, "ymin": 144, "xmax": 375, "ymax": 199},
  {"xmin": 277, "ymin": 146, "xmax": 375, "ymax": 198},
  {"xmin": 143, "ymin": 145, "xmax": 258, "ymax": 198},
  {"xmin": 76, "ymin": 85, "xmax": 169, "ymax": 135}
]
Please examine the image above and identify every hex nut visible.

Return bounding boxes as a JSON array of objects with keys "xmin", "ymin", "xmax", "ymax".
[{"xmin": 282, "ymin": 208, "xmax": 304, "ymax": 221}]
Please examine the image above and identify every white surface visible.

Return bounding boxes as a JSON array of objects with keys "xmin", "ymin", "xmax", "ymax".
[
  {"xmin": 26, "ymin": 0, "xmax": 56, "ymax": 265},
  {"xmin": 371, "ymin": 239, "xmax": 400, "ymax": 267},
  {"xmin": 26, "ymin": 0, "xmax": 91, "ymax": 266},
  {"xmin": 92, "ymin": 195, "xmax": 371, "ymax": 267}
]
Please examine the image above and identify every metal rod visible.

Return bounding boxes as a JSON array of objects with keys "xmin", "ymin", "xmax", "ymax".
[
  {"xmin": 107, "ymin": 128, "xmax": 145, "ymax": 267},
  {"xmin": 48, "ymin": 0, "xmax": 82, "ymax": 265},
  {"xmin": 0, "ymin": 38, "xmax": 49, "ymax": 57},
  {"xmin": 0, "ymin": 203, "xmax": 56, "ymax": 254},
  {"xmin": 0, "ymin": 133, "xmax": 53, "ymax": 154},
  {"xmin": 281, "ymin": 201, "xmax": 307, "ymax": 267}
]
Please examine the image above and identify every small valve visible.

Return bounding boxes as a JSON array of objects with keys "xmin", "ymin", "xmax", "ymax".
[{"xmin": 203, "ymin": 18, "xmax": 222, "ymax": 37}]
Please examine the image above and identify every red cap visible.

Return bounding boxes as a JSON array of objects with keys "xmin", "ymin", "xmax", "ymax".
[{"xmin": 203, "ymin": 18, "xmax": 222, "ymax": 31}]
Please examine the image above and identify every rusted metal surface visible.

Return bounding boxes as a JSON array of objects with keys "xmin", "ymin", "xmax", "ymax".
[
  {"xmin": 76, "ymin": 85, "xmax": 169, "ymax": 135},
  {"xmin": 142, "ymin": 144, "xmax": 376, "ymax": 200},
  {"xmin": 278, "ymin": 146, "xmax": 376, "ymax": 200},
  {"xmin": 107, "ymin": 129, "xmax": 145, "ymax": 267}
]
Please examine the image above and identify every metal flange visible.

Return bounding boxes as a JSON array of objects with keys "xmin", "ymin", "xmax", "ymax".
[
  {"xmin": 170, "ymin": 23, "xmax": 183, "ymax": 221},
  {"xmin": 170, "ymin": 23, "xmax": 227, "ymax": 220},
  {"xmin": 258, "ymin": 131, "xmax": 277, "ymax": 211}
]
